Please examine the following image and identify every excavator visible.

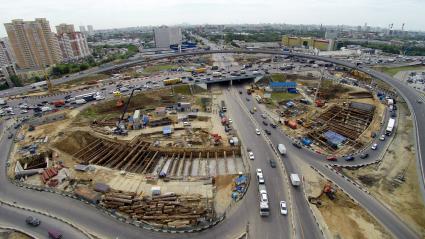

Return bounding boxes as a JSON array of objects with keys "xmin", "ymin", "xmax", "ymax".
[{"xmin": 308, "ymin": 181, "xmax": 336, "ymax": 206}]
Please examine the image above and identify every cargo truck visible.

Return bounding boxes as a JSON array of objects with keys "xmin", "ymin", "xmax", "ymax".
[
  {"xmin": 290, "ymin": 173, "xmax": 301, "ymax": 186},
  {"xmin": 386, "ymin": 118, "xmax": 395, "ymax": 135}
]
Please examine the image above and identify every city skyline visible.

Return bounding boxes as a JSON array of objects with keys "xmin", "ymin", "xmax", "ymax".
[{"xmin": 1, "ymin": 0, "xmax": 425, "ymax": 37}]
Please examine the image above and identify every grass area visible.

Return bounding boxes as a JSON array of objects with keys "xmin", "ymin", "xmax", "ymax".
[
  {"xmin": 271, "ymin": 92, "xmax": 298, "ymax": 102},
  {"xmin": 374, "ymin": 65, "xmax": 425, "ymax": 76},
  {"xmin": 173, "ymin": 84, "xmax": 191, "ymax": 95},
  {"xmin": 270, "ymin": 73, "xmax": 285, "ymax": 82},
  {"xmin": 143, "ymin": 64, "xmax": 177, "ymax": 73},
  {"xmin": 59, "ymin": 74, "xmax": 109, "ymax": 86}
]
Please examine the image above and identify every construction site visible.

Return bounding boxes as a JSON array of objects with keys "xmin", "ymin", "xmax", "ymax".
[
  {"xmin": 8, "ymin": 82, "xmax": 248, "ymax": 229},
  {"xmin": 254, "ymin": 70, "xmax": 387, "ymax": 155}
]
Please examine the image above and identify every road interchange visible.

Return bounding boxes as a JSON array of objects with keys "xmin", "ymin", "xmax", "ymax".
[{"xmin": 0, "ymin": 49, "xmax": 423, "ymax": 238}]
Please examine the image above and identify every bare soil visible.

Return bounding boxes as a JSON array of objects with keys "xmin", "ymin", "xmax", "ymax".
[
  {"xmin": 299, "ymin": 162, "xmax": 392, "ymax": 239},
  {"xmin": 343, "ymin": 102, "xmax": 425, "ymax": 237},
  {"xmin": 214, "ymin": 174, "xmax": 237, "ymax": 215}
]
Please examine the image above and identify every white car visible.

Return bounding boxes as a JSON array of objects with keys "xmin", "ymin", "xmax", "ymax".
[
  {"xmin": 371, "ymin": 143, "xmax": 378, "ymax": 150},
  {"xmin": 183, "ymin": 121, "xmax": 191, "ymax": 126},
  {"xmin": 228, "ymin": 118, "xmax": 233, "ymax": 124},
  {"xmin": 248, "ymin": 152, "xmax": 255, "ymax": 160},
  {"xmin": 256, "ymin": 168, "xmax": 262, "ymax": 176},
  {"xmin": 280, "ymin": 201, "xmax": 288, "ymax": 215},
  {"xmin": 255, "ymin": 129, "xmax": 261, "ymax": 135},
  {"xmin": 379, "ymin": 135, "xmax": 385, "ymax": 141},
  {"xmin": 258, "ymin": 174, "xmax": 265, "ymax": 184}
]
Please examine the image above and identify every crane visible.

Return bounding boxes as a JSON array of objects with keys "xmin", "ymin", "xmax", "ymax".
[{"xmin": 114, "ymin": 87, "xmax": 140, "ymax": 135}]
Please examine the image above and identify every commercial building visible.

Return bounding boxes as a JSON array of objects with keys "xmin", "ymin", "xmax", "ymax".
[
  {"xmin": 282, "ymin": 35, "xmax": 335, "ymax": 51},
  {"xmin": 56, "ymin": 24, "xmax": 91, "ymax": 61},
  {"xmin": 4, "ymin": 18, "xmax": 63, "ymax": 70},
  {"xmin": 154, "ymin": 26, "xmax": 182, "ymax": 48}
]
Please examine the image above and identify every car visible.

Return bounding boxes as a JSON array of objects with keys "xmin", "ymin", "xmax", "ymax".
[
  {"xmin": 280, "ymin": 201, "xmax": 288, "ymax": 215},
  {"xmin": 183, "ymin": 121, "xmax": 191, "ymax": 126},
  {"xmin": 264, "ymin": 129, "xmax": 271, "ymax": 135},
  {"xmin": 326, "ymin": 156, "xmax": 337, "ymax": 161},
  {"xmin": 261, "ymin": 114, "xmax": 267, "ymax": 119},
  {"xmin": 360, "ymin": 153, "xmax": 369, "ymax": 159},
  {"xmin": 228, "ymin": 118, "xmax": 233, "ymax": 124},
  {"xmin": 248, "ymin": 152, "xmax": 255, "ymax": 160},
  {"xmin": 262, "ymin": 121, "xmax": 268, "ymax": 126},
  {"xmin": 344, "ymin": 156, "xmax": 355, "ymax": 161},
  {"xmin": 258, "ymin": 174, "xmax": 265, "ymax": 184},
  {"xmin": 379, "ymin": 135, "xmax": 385, "ymax": 141},
  {"xmin": 371, "ymin": 143, "xmax": 378, "ymax": 150},
  {"xmin": 239, "ymin": 91, "xmax": 243, "ymax": 94},
  {"xmin": 255, "ymin": 129, "xmax": 261, "ymax": 135},
  {"xmin": 250, "ymin": 109, "xmax": 254, "ymax": 114},
  {"xmin": 25, "ymin": 216, "xmax": 41, "ymax": 227},
  {"xmin": 270, "ymin": 123, "xmax": 277, "ymax": 128},
  {"xmin": 256, "ymin": 168, "xmax": 263, "ymax": 175},
  {"xmin": 292, "ymin": 142, "xmax": 302, "ymax": 149},
  {"xmin": 417, "ymin": 100, "xmax": 423, "ymax": 104},
  {"xmin": 246, "ymin": 98, "xmax": 250, "ymax": 101},
  {"xmin": 269, "ymin": 159, "xmax": 276, "ymax": 168}
]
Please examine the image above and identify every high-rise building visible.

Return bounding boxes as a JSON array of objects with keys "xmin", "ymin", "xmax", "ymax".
[
  {"xmin": 4, "ymin": 18, "xmax": 63, "ymax": 70},
  {"xmin": 56, "ymin": 24, "xmax": 75, "ymax": 35},
  {"xmin": 154, "ymin": 26, "xmax": 182, "ymax": 48},
  {"xmin": 0, "ymin": 38, "xmax": 17, "ymax": 86},
  {"xmin": 56, "ymin": 24, "xmax": 91, "ymax": 61},
  {"xmin": 87, "ymin": 25, "xmax": 94, "ymax": 35},
  {"xmin": 79, "ymin": 25, "xmax": 87, "ymax": 33}
]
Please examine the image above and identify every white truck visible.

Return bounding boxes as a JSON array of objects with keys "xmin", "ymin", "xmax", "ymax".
[
  {"xmin": 277, "ymin": 144, "xmax": 287, "ymax": 155},
  {"xmin": 212, "ymin": 72, "xmax": 222, "ymax": 77},
  {"xmin": 0, "ymin": 98, "xmax": 7, "ymax": 105},
  {"xmin": 290, "ymin": 173, "xmax": 301, "ymax": 186},
  {"xmin": 386, "ymin": 118, "xmax": 395, "ymax": 135}
]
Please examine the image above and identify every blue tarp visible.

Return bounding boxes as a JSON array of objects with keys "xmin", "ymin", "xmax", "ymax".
[
  {"xmin": 323, "ymin": 130, "xmax": 346, "ymax": 147},
  {"xmin": 163, "ymin": 126, "xmax": 172, "ymax": 135},
  {"xmin": 286, "ymin": 101, "xmax": 295, "ymax": 107},
  {"xmin": 270, "ymin": 82, "xmax": 297, "ymax": 88},
  {"xmin": 234, "ymin": 175, "xmax": 247, "ymax": 185},
  {"xmin": 142, "ymin": 115, "xmax": 149, "ymax": 125}
]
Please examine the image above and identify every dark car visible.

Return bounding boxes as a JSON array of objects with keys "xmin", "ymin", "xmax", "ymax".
[
  {"xmin": 264, "ymin": 129, "xmax": 271, "ymax": 135},
  {"xmin": 250, "ymin": 109, "xmax": 255, "ymax": 114},
  {"xmin": 360, "ymin": 153, "xmax": 369, "ymax": 159},
  {"xmin": 269, "ymin": 159, "xmax": 276, "ymax": 168},
  {"xmin": 345, "ymin": 156, "xmax": 355, "ymax": 161},
  {"xmin": 292, "ymin": 142, "xmax": 302, "ymax": 149},
  {"xmin": 262, "ymin": 121, "xmax": 268, "ymax": 126},
  {"xmin": 246, "ymin": 98, "xmax": 250, "ymax": 101},
  {"xmin": 239, "ymin": 91, "xmax": 243, "ymax": 94},
  {"xmin": 25, "ymin": 216, "xmax": 41, "ymax": 227},
  {"xmin": 270, "ymin": 123, "xmax": 277, "ymax": 128}
]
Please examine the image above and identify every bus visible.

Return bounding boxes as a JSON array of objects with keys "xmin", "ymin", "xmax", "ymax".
[
  {"xmin": 70, "ymin": 92, "xmax": 100, "ymax": 102},
  {"xmin": 163, "ymin": 78, "xmax": 182, "ymax": 86},
  {"xmin": 260, "ymin": 201, "xmax": 270, "ymax": 216}
]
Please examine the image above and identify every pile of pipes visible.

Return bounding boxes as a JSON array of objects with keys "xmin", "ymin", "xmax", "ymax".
[{"xmin": 101, "ymin": 192, "xmax": 213, "ymax": 227}]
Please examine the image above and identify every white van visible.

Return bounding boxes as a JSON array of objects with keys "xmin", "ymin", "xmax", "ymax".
[{"xmin": 277, "ymin": 144, "xmax": 286, "ymax": 155}]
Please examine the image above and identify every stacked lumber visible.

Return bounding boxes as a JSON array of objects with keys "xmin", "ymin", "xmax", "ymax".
[{"xmin": 101, "ymin": 192, "xmax": 213, "ymax": 227}]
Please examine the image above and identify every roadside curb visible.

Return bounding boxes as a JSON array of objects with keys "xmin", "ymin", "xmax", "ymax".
[{"xmin": 0, "ymin": 224, "xmax": 37, "ymax": 239}]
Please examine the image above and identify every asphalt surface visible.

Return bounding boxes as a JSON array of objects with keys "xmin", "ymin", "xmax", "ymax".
[{"xmin": 0, "ymin": 49, "xmax": 424, "ymax": 239}]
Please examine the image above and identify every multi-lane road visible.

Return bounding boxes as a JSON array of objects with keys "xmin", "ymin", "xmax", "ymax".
[{"xmin": 0, "ymin": 49, "xmax": 423, "ymax": 239}]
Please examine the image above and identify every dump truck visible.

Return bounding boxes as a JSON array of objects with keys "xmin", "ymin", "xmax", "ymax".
[{"xmin": 290, "ymin": 174, "xmax": 301, "ymax": 186}]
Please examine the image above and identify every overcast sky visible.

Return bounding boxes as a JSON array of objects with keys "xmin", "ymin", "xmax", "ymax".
[{"xmin": 1, "ymin": 0, "xmax": 424, "ymax": 37}]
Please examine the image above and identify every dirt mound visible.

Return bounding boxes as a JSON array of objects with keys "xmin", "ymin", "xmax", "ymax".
[{"xmin": 54, "ymin": 131, "xmax": 98, "ymax": 155}]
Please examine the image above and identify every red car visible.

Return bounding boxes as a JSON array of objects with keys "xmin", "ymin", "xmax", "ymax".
[{"xmin": 326, "ymin": 156, "xmax": 337, "ymax": 161}]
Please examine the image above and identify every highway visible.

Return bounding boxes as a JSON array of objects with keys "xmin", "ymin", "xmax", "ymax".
[{"xmin": 0, "ymin": 49, "xmax": 423, "ymax": 239}]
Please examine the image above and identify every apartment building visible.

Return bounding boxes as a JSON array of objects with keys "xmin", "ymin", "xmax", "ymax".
[
  {"xmin": 4, "ymin": 18, "xmax": 63, "ymax": 70},
  {"xmin": 56, "ymin": 24, "xmax": 91, "ymax": 61}
]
